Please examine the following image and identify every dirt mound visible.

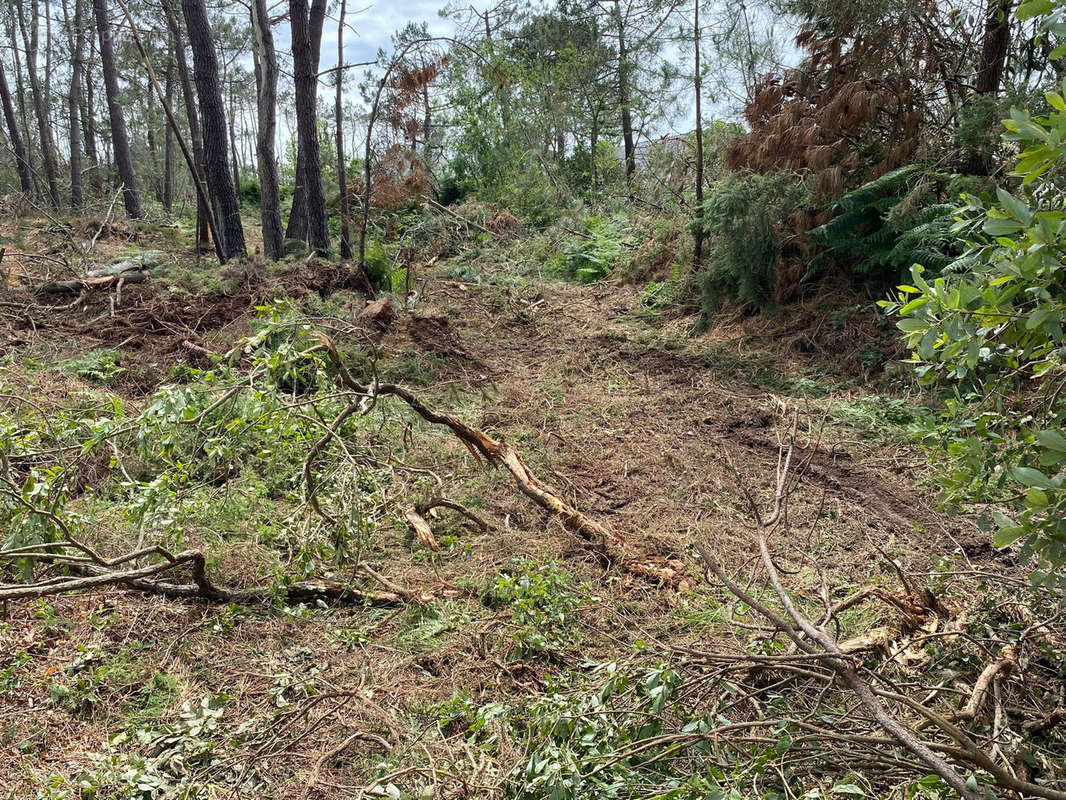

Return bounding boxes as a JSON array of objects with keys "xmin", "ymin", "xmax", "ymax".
[{"xmin": 403, "ymin": 314, "xmax": 491, "ymax": 378}]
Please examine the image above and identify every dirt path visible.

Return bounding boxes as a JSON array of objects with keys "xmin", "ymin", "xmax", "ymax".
[{"xmin": 395, "ymin": 271, "xmax": 983, "ymax": 580}]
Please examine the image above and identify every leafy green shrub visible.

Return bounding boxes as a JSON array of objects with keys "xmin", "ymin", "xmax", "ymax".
[
  {"xmin": 363, "ymin": 237, "xmax": 392, "ymax": 288},
  {"xmin": 695, "ymin": 171, "xmax": 809, "ymax": 311},
  {"xmin": 64, "ymin": 349, "xmax": 126, "ymax": 385},
  {"xmin": 489, "ymin": 561, "xmax": 581, "ymax": 658},
  {"xmin": 883, "ymin": 72, "xmax": 1066, "ymax": 587},
  {"xmin": 238, "ymin": 179, "xmax": 261, "ymax": 206},
  {"xmin": 555, "ymin": 215, "xmax": 631, "ymax": 283}
]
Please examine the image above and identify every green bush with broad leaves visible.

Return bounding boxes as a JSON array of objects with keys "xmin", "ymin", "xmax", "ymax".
[{"xmin": 882, "ymin": 57, "xmax": 1066, "ymax": 585}]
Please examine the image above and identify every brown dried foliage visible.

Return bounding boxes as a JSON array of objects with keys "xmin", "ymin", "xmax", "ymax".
[{"xmin": 727, "ymin": 3, "xmax": 954, "ymax": 203}]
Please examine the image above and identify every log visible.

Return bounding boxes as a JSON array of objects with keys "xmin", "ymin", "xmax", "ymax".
[{"xmin": 35, "ymin": 269, "xmax": 148, "ymax": 296}]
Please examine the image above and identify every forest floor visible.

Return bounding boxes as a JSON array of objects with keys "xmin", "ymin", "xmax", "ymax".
[{"xmin": 0, "ymin": 211, "xmax": 1025, "ymax": 799}]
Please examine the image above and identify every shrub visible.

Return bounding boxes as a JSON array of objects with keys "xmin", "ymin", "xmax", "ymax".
[
  {"xmin": 555, "ymin": 215, "xmax": 631, "ymax": 283},
  {"xmin": 806, "ymin": 165, "xmax": 962, "ymax": 285},
  {"xmin": 238, "ymin": 179, "xmax": 261, "ymax": 206},
  {"xmin": 883, "ymin": 74, "xmax": 1066, "ymax": 588},
  {"xmin": 695, "ymin": 171, "xmax": 810, "ymax": 311},
  {"xmin": 489, "ymin": 561, "xmax": 581, "ymax": 658},
  {"xmin": 363, "ymin": 237, "xmax": 392, "ymax": 288}
]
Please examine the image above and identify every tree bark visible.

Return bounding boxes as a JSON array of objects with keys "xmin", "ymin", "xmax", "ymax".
[
  {"xmin": 966, "ymin": 0, "xmax": 1014, "ymax": 174},
  {"xmin": 182, "ymin": 0, "xmax": 246, "ymax": 260},
  {"xmin": 8, "ymin": 25, "xmax": 38, "ymax": 196},
  {"xmin": 82, "ymin": 31, "xmax": 98, "ymax": 177},
  {"xmin": 335, "ymin": 0, "xmax": 352, "ymax": 259},
  {"xmin": 162, "ymin": 0, "xmax": 210, "ymax": 247},
  {"xmin": 64, "ymin": 0, "xmax": 87, "ymax": 209},
  {"xmin": 92, "ymin": 0, "xmax": 142, "ymax": 218},
  {"xmin": 287, "ymin": 0, "xmax": 329, "ymax": 252},
  {"xmin": 692, "ymin": 0, "xmax": 704, "ymax": 268},
  {"xmin": 251, "ymin": 0, "xmax": 283, "ymax": 260},
  {"xmin": 0, "ymin": 61, "xmax": 33, "ymax": 194},
  {"xmin": 228, "ymin": 80, "xmax": 241, "ymax": 199},
  {"xmin": 17, "ymin": 0, "xmax": 63, "ymax": 207},
  {"xmin": 162, "ymin": 42, "xmax": 174, "ymax": 213},
  {"xmin": 613, "ymin": 0, "xmax": 636, "ymax": 183}
]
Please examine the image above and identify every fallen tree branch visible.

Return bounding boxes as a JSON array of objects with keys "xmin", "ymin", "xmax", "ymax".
[
  {"xmin": 0, "ymin": 547, "xmax": 403, "ymax": 607},
  {"xmin": 34, "ymin": 268, "xmax": 148, "ymax": 297},
  {"xmin": 314, "ymin": 333, "xmax": 640, "ymax": 569},
  {"xmin": 694, "ymin": 417, "xmax": 1066, "ymax": 800},
  {"xmin": 415, "ymin": 496, "xmax": 492, "ymax": 531}
]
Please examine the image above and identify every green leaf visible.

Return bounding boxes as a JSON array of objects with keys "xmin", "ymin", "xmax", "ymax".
[
  {"xmin": 994, "ymin": 525, "xmax": 1027, "ymax": 547},
  {"xmin": 1026, "ymin": 487, "xmax": 1050, "ymax": 509},
  {"xmin": 1036, "ymin": 429, "xmax": 1066, "ymax": 452},
  {"xmin": 983, "ymin": 217, "xmax": 1024, "ymax": 236},
  {"xmin": 897, "ymin": 318, "xmax": 929, "ymax": 332},
  {"xmin": 1017, "ymin": 0, "xmax": 1056, "ymax": 19},
  {"xmin": 899, "ymin": 296, "xmax": 930, "ymax": 314},
  {"xmin": 831, "ymin": 785, "xmax": 867, "ymax": 797},
  {"xmin": 1011, "ymin": 466, "xmax": 1054, "ymax": 489}
]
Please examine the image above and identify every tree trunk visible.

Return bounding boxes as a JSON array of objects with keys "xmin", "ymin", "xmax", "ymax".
[
  {"xmin": 182, "ymin": 0, "xmax": 246, "ymax": 260},
  {"xmin": 64, "ymin": 0, "xmax": 87, "ymax": 209},
  {"xmin": 228, "ymin": 81, "xmax": 241, "ymax": 199},
  {"xmin": 163, "ymin": 43, "xmax": 175, "ymax": 214},
  {"xmin": 17, "ymin": 0, "xmax": 63, "ymax": 208},
  {"xmin": 613, "ymin": 0, "xmax": 636, "ymax": 183},
  {"xmin": 0, "ymin": 62, "xmax": 33, "ymax": 194},
  {"xmin": 692, "ymin": 0, "xmax": 705, "ymax": 268},
  {"xmin": 8, "ymin": 25, "xmax": 38, "ymax": 197},
  {"xmin": 286, "ymin": 0, "xmax": 328, "ymax": 251},
  {"xmin": 421, "ymin": 68, "xmax": 431, "ymax": 162},
  {"xmin": 966, "ymin": 0, "xmax": 1014, "ymax": 174},
  {"xmin": 335, "ymin": 0, "xmax": 352, "ymax": 259},
  {"xmin": 163, "ymin": 0, "xmax": 210, "ymax": 247},
  {"xmin": 82, "ymin": 31, "xmax": 98, "ymax": 176},
  {"xmin": 92, "ymin": 0, "xmax": 142, "ymax": 218},
  {"xmin": 251, "ymin": 0, "xmax": 283, "ymax": 260}
]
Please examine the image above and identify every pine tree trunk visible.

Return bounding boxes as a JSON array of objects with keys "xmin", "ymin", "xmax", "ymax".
[
  {"xmin": 251, "ymin": 0, "xmax": 283, "ymax": 260},
  {"xmin": 182, "ymin": 0, "xmax": 246, "ymax": 260},
  {"xmin": 613, "ymin": 0, "xmax": 636, "ymax": 183},
  {"xmin": 965, "ymin": 0, "xmax": 1014, "ymax": 174},
  {"xmin": 64, "ymin": 0, "xmax": 86, "ymax": 209},
  {"xmin": 163, "ymin": 0, "xmax": 210, "ymax": 247},
  {"xmin": 8, "ymin": 25, "xmax": 38, "ymax": 197},
  {"xmin": 228, "ymin": 80, "xmax": 241, "ymax": 199},
  {"xmin": 17, "ymin": 0, "xmax": 63, "ymax": 208},
  {"xmin": 0, "ymin": 62, "xmax": 33, "ymax": 194},
  {"xmin": 82, "ymin": 32, "xmax": 98, "ymax": 179},
  {"xmin": 335, "ymin": 0, "xmax": 352, "ymax": 259},
  {"xmin": 92, "ymin": 0, "xmax": 142, "ymax": 217},
  {"xmin": 163, "ymin": 43, "xmax": 175, "ymax": 214},
  {"xmin": 287, "ymin": 0, "xmax": 329, "ymax": 252},
  {"xmin": 692, "ymin": 0, "xmax": 704, "ymax": 268}
]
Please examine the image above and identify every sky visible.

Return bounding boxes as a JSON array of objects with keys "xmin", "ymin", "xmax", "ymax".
[
  {"xmin": 237, "ymin": 0, "xmax": 796, "ymax": 155},
  {"xmin": 323, "ymin": 0, "xmax": 461, "ymax": 64}
]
